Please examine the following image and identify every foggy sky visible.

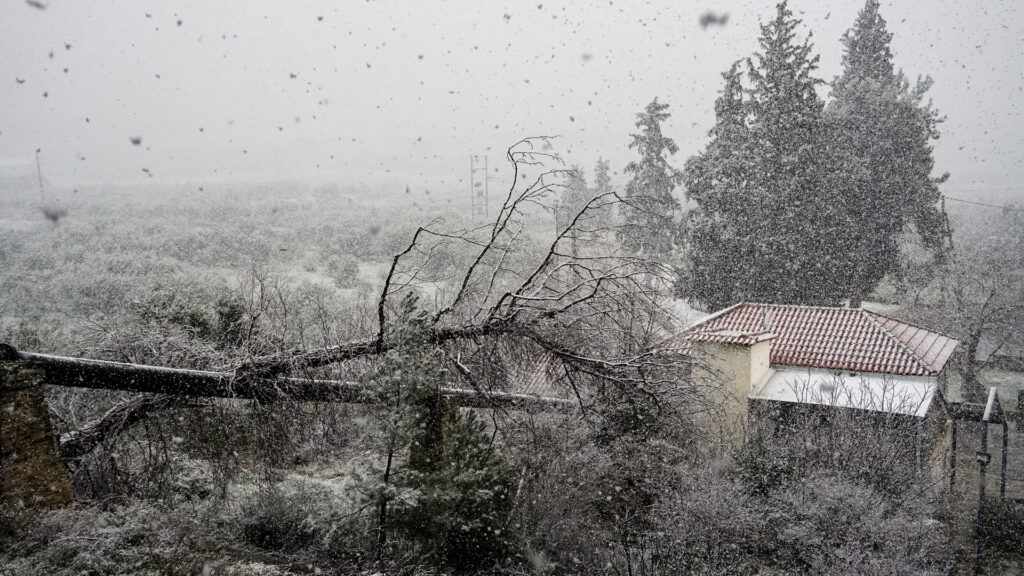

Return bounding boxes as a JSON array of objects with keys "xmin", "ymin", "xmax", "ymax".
[{"xmin": 2, "ymin": 1, "xmax": 1022, "ymax": 201}]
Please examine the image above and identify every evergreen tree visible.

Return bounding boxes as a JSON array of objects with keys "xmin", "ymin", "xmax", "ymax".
[
  {"xmin": 680, "ymin": 62, "xmax": 758, "ymax": 309},
  {"xmin": 681, "ymin": 1, "xmax": 851, "ymax": 309},
  {"xmin": 593, "ymin": 157, "xmax": 612, "ymax": 198},
  {"xmin": 829, "ymin": 0, "xmax": 950, "ymax": 306},
  {"xmin": 617, "ymin": 99, "xmax": 683, "ymax": 259},
  {"xmin": 743, "ymin": 0, "xmax": 851, "ymax": 306},
  {"xmin": 358, "ymin": 294, "xmax": 514, "ymax": 568},
  {"xmin": 556, "ymin": 165, "xmax": 590, "ymax": 234},
  {"xmin": 554, "ymin": 166, "xmax": 592, "ymax": 257},
  {"xmin": 590, "ymin": 157, "xmax": 615, "ymax": 228}
]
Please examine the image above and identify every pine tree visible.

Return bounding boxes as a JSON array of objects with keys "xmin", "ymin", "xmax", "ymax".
[
  {"xmin": 556, "ymin": 165, "xmax": 590, "ymax": 234},
  {"xmin": 357, "ymin": 294, "xmax": 513, "ymax": 567},
  {"xmin": 680, "ymin": 62, "xmax": 757, "ymax": 309},
  {"xmin": 617, "ymin": 98, "xmax": 682, "ymax": 259},
  {"xmin": 594, "ymin": 157, "xmax": 612, "ymax": 198},
  {"xmin": 590, "ymin": 157, "xmax": 615, "ymax": 228},
  {"xmin": 554, "ymin": 166, "xmax": 592, "ymax": 257},
  {"xmin": 744, "ymin": 1, "xmax": 851, "ymax": 306},
  {"xmin": 681, "ymin": 2, "xmax": 851, "ymax": 309},
  {"xmin": 829, "ymin": 0, "xmax": 950, "ymax": 307}
]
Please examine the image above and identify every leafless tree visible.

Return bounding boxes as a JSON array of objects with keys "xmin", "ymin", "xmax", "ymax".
[
  {"xmin": 901, "ymin": 205, "xmax": 1024, "ymax": 402},
  {"xmin": 38, "ymin": 137, "xmax": 704, "ymax": 467},
  {"xmin": 226, "ymin": 137, "xmax": 702, "ymax": 431}
]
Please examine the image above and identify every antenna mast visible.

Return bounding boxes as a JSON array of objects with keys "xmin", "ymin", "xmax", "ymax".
[{"xmin": 469, "ymin": 155, "xmax": 475, "ymax": 220}]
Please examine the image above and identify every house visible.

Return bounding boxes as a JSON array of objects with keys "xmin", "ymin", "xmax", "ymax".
[{"xmin": 678, "ymin": 303, "xmax": 961, "ymax": 473}]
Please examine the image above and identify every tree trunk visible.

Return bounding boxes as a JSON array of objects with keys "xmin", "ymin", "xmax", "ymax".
[
  {"xmin": 3, "ymin": 347, "xmax": 571, "ymax": 411},
  {"xmin": 409, "ymin": 393, "xmax": 460, "ymax": 473},
  {"xmin": 376, "ymin": 444, "xmax": 395, "ymax": 559}
]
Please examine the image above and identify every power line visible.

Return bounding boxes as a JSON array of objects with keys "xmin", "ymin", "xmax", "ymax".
[{"xmin": 942, "ymin": 195, "xmax": 1024, "ymax": 213}]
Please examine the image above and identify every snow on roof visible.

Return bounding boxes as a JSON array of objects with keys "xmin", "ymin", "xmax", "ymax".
[
  {"xmin": 751, "ymin": 367, "xmax": 937, "ymax": 418},
  {"xmin": 681, "ymin": 303, "xmax": 959, "ymax": 377}
]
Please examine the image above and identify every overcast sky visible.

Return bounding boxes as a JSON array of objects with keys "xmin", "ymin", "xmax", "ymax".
[{"xmin": 2, "ymin": 0, "xmax": 1022, "ymax": 201}]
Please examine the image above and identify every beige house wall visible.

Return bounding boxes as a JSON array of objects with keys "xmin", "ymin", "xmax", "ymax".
[{"xmin": 692, "ymin": 339, "xmax": 772, "ymax": 449}]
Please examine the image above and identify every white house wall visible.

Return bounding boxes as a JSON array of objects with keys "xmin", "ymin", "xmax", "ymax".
[{"xmin": 750, "ymin": 368, "xmax": 938, "ymax": 418}]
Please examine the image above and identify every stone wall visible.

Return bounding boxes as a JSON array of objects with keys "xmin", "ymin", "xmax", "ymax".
[{"xmin": 0, "ymin": 362, "xmax": 74, "ymax": 509}]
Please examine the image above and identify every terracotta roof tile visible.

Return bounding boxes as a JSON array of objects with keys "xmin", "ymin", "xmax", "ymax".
[{"xmin": 682, "ymin": 303, "xmax": 959, "ymax": 376}]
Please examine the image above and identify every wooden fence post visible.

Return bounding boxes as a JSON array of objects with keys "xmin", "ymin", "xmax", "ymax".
[{"xmin": 0, "ymin": 346, "xmax": 74, "ymax": 509}]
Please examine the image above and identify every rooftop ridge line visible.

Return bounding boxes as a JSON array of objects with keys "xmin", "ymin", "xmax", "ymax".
[
  {"xmin": 862, "ymin": 309, "xmax": 959, "ymax": 342},
  {"xmin": 859, "ymin": 308, "xmax": 934, "ymax": 376},
  {"xmin": 685, "ymin": 301, "xmax": 745, "ymax": 331}
]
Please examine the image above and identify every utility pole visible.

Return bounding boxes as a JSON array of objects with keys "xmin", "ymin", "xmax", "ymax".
[
  {"xmin": 469, "ymin": 155, "xmax": 475, "ymax": 221},
  {"xmin": 950, "ymin": 419, "xmax": 958, "ymax": 492},
  {"xmin": 469, "ymin": 155, "xmax": 490, "ymax": 221},
  {"xmin": 1001, "ymin": 418, "xmax": 1008, "ymax": 500},
  {"xmin": 35, "ymin": 148, "xmax": 45, "ymax": 203},
  {"xmin": 975, "ymin": 387, "xmax": 997, "ymax": 575}
]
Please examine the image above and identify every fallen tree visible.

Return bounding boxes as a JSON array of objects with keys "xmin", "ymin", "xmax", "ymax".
[
  {"xmin": 5, "ymin": 137, "xmax": 702, "ymax": 472},
  {"xmin": 7, "ymin": 347, "xmax": 571, "ymax": 411},
  {"xmin": 228, "ymin": 138, "xmax": 700, "ymax": 428}
]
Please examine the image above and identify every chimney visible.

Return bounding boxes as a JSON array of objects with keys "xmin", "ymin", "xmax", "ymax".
[{"xmin": 691, "ymin": 332, "xmax": 774, "ymax": 447}]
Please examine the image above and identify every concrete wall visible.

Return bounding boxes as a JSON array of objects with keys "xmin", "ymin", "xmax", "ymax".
[{"xmin": 924, "ymin": 392, "xmax": 956, "ymax": 491}]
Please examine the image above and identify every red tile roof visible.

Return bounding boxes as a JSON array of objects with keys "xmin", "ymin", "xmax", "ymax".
[
  {"xmin": 683, "ymin": 303, "xmax": 959, "ymax": 377},
  {"xmin": 685, "ymin": 329, "xmax": 775, "ymax": 347}
]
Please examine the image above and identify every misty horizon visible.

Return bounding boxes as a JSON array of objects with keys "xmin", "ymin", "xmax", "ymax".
[{"xmin": 2, "ymin": 0, "xmax": 1023, "ymax": 202}]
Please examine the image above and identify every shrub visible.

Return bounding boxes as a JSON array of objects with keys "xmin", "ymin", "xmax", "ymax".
[
  {"xmin": 238, "ymin": 485, "xmax": 325, "ymax": 554},
  {"xmin": 765, "ymin": 474, "xmax": 947, "ymax": 576},
  {"xmin": 985, "ymin": 497, "xmax": 1024, "ymax": 560},
  {"xmin": 132, "ymin": 283, "xmax": 215, "ymax": 339},
  {"xmin": 325, "ymin": 255, "xmax": 360, "ymax": 289},
  {"xmin": 0, "ymin": 501, "xmax": 221, "ymax": 575},
  {"xmin": 392, "ymin": 410, "xmax": 516, "ymax": 570},
  {"xmin": 213, "ymin": 292, "xmax": 246, "ymax": 348},
  {"xmin": 731, "ymin": 436, "xmax": 794, "ymax": 496}
]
